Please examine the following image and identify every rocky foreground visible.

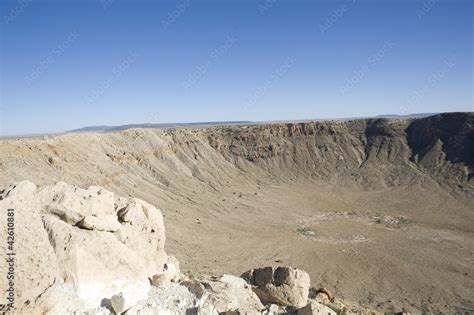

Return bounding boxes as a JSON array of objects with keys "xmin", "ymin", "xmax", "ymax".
[{"xmin": 0, "ymin": 181, "xmax": 383, "ymax": 315}]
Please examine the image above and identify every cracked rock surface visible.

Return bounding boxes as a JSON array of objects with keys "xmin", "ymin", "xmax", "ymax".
[{"xmin": 0, "ymin": 181, "xmax": 168, "ymax": 313}]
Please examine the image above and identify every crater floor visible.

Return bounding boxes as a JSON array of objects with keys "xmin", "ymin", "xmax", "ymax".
[{"xmin": 162, "ymin": 180, "xmax": 474, "ymax": 314}]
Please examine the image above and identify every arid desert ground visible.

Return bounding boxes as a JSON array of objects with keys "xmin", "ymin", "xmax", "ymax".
[{"xmin": 0, "ymin": 112, "xmax": 473, "ymax": 313}]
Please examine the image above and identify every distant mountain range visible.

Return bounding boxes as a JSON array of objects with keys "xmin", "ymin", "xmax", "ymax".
[
  {"xmin": 68, "ymin": 121, "xmax": 253, "ymax": 133},
  {"xmin": 67, "ymin": 113, "xmax": 442, "ymax": 134},
  {"xmin": 373, "ymin": 113, "xmax": 438, "ymax": 119}
]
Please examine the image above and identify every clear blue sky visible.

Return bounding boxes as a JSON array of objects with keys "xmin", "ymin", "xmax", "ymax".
[{"xmin": 0, "ymin": 0, "xmax": 472, "ymax": 135}]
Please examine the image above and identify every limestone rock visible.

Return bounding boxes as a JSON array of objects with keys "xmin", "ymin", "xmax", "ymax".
[
  {"xmin": 24, "ymin": 283, "xmax": 96, "ymax": 314},
  {"xmin": 0, "ymin": 181, "xmax": 37, "ymax": 200},
  {"xmin": 114, "ymin": 198, "xmax": 167, "ymax": 277},
  {"xmin": 0, "ymin": 181, "xmax": 58, "ymax": 311},
  {"xmin": 110, "ymin": 288, "xmax": 150, "ymax": 315},
  {"xmin": 297, "ymin": 301, "xmax": 337, "ymax": 315},
  {"xmin": 195, "ymin": 275, "xmax": 265, "ymax": 314},
  {"xmin": 110, "ymin": 293, "xmax": 128, "ymax": 314},
  {"xmin": 241, "ymin": 266, "xmax": 311, "ymax": 308},
  {"xmin": 124, "ymin": 282, "xmax": 196, "ymax": 315},
  {"xmin": 165, "ymin": 256, "xmax": 181, "ymax": 282},
  {"xmin": 309, "ymin": 288, "xmax": 334, "ymax": 304},
  {"xmin": 77, "ymin": 214, "xmax": 121, "ymax": 232},
  {"xmin": 47, "ymin": 205, "xmax": 84, "ymax": 225},
  {"xmin": 0, "ymin": 181, "xmax": 167, "ymax": 313},
  {"xmin": 151, "ymin": 256, "xmax": 181, "ymax": 287},
  {"xmin": 266, "ymin": 303, "xmax": 287, "ymax": 314},
  {"xmin": 42, "ymin": 214, "xmax": 151, "ymax": 308},
  {"xmin": 37, "ymin": 182, "xmax": 117, "ymax": 218}
]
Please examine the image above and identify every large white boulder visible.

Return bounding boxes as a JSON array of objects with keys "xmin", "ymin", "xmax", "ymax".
[
  {"xmin": 42, "ymin": 214, "xmax": 151, "ymax": 308},
  {"xmin": 241, "ymin": 266, "xmax": 311, "ymax": 308},
  {"xmin": 0, "ymin": 181, "xmax": 59, "ymax": 312},
  {"xmin": 115, "ymin": 198, "xmax": 168, "ymax": 277},
  {"xmin": 0, "ymin": 181, "xmax": 169, "ymax": 313}
]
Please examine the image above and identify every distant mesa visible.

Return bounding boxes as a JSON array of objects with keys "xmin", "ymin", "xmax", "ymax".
[
  {"xmin": 68, "ymin": 121, "xmax": 253, "ymax": 133},
  {"xmin": 373, "ymin": 113, "xmax": 439, "ymax": 119}
]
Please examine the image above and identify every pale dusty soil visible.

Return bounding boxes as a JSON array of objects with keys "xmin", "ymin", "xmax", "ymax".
[{"xmin": 0, "ymin": 115, "xmax": 473, "ymax": 313}]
